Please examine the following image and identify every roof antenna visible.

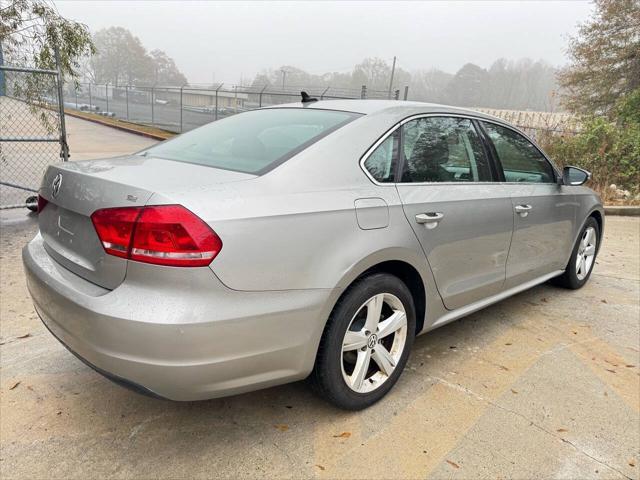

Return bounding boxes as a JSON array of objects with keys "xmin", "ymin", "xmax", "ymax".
[{"xmin": 301, "ymin": 91, "xmax": 318, "ymax": 103}]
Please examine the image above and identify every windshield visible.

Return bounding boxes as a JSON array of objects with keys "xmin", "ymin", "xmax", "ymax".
[{"xmin": 141, "ymin": 108, "xmax": 360, "ymax": 174}]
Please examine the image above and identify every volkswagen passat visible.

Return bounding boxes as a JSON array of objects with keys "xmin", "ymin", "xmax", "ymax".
[{"xmin": 23, "ymin": 99, "xmax": 603, "ymax": 410}]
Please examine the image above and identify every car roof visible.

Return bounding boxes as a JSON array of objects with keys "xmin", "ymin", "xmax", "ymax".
[{"xmin": 267, "ymin": 99, "xmax": 504, "ymax": 122}]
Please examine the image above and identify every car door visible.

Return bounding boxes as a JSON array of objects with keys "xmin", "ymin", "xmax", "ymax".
[
  {"xmin": 394, "ymin": 116, "xmax": 514, "ymax": 310},
  {"xmin": 480, "ymin": 121, "xmax": 576, "ymax": 288}
]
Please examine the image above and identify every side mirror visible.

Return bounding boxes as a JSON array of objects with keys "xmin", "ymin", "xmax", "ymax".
[{"xmin": 562, "ymin": 166, "xmax": 591, "ymax": 186}]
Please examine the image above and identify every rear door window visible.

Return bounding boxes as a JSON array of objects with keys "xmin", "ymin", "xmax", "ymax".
[
  {"xmin": 142, "ymin": 108, "xmax": 360, "ymax": 174},
  {"xmin": 400, "ymin": 117, "xmax": 493, "ymax": 183}
]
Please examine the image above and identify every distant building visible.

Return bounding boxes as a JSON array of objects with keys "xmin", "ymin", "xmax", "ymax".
[{"xmin": 157, "ymin": 88, "xmax": 248, "ymax": 110}]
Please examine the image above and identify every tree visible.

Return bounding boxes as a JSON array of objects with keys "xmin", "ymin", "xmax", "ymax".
[
  {"xmin": 248, "ymin": 56, "xmax": 560, "ymax": 110},
  {"xmin": 87, "ymin": 27, "xmax": 187, "ymax": 86},
  {"xmin": 90, "ymin": 27, "xmax": 151, "ymax": 85},
  {"xmin": 1, "ymin": 0, "xmax": 94, "ymax": 133},
  {"xmin": 351, "ymin": 57, "xmax": 391, "ymax": 91},
  {"xmin": 557, "ymin": 0, "xmax": 640, "ymax": 115},
  {"xmin": 149, "ymin": 49, "xmax": 187, "ymax": 85},
  {"xmin": 485, "ymin": 58, "xmax": 558, "ymax": 110},
  {"xmin": 0, "ymin": 0, "xmax": 95, "ymax": 79},
  {"xmin": 409, "ymin": 69, "xmax": 453, "ymax": 103},
  {"xmin": 540, "ymin": 88, "xmax": 640, "ymax": 198},
  {"xmin": 445, "ymin": 63, "xmax": 489, "ymax": 107}
]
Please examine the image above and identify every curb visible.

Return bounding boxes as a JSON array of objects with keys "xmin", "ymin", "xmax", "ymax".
[
  {"xmin": 64, "ymin": 110, "xmax": 174, "ymax": 141},
  {"xmin": 604, "ymin": 206, "xmax": 640, "ymax": 216}
]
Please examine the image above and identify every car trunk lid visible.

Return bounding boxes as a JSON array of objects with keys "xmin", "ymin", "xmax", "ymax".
[{"xmin": 38, "ymin": 155, "xmax": 254, "ymax": 289}]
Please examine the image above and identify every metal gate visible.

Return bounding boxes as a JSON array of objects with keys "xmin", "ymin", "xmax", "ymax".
[{"xmin": 0, "ymin": 53, "xmax": 68, "ymax": 211}]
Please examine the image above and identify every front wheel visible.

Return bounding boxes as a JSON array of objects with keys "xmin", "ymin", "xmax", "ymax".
[
  {"xmin": 552, "ymin": 216, "xmax": 600, "ymax": 289},
  {"xmin": 311, "ymin": 273, "xmax": 416, "ymax": 410}
]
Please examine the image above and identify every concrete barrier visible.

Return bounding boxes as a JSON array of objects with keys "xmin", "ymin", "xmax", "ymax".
[{"xmin": 604, "ymin": 205, "xmax": 640, "ymax": 216}]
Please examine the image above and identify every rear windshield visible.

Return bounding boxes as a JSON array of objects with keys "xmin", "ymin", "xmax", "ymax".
[{"xmin": 141, "ymin": 108, "xmax": 360, "ymax": 174}]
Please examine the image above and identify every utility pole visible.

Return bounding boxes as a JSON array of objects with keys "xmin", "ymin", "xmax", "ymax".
[
  {"xmin": 281, "ymin": 68, "xmax": 287, "ymax": 90},
  {"xmin": 387, "ymin": 56, "xmax": 396, "ymax": 99}
]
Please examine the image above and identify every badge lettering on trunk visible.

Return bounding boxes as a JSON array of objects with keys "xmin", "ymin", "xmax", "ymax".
[{"xmin": 52, "ymin": 173, "xmax": 63, "ymax": 197}]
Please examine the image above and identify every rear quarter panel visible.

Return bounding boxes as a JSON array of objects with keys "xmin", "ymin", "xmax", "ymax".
[{"xmin": 158, "ymin": 179, "xmax": 429, "ymax": 292}]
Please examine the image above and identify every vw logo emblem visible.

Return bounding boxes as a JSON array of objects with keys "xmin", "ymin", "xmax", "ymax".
[
  {"xmin": 367, "ymin": 334, "xmax": 378, "ymax": 349},
  {"xmin": 52, "ymin": 173, "xmax": 63, "ymax": 198}
]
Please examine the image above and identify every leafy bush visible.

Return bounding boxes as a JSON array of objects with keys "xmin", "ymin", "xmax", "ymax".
[{"xmin": 540, "ymin": 89, "xmax": 640, "ymax": 203}]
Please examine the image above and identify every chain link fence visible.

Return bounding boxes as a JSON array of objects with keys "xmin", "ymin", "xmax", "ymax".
[
  {"xmin": 65, "ymin": 82, "xmax": 400, "ymax": 133},
  {"xmin": 473, "ymin": 108, "xmax": 580, "ymax": 140},
  {"xmin": 65, "ymin": 81, "xmax": 579, "ymax": 142},
  {"xmin": 0, "ymin": 63, "xmax": 67, "ymax": 210}
]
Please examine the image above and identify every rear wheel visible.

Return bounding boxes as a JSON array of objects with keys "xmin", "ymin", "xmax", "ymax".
[
  {"xmin": 311, "ymin": 273, "xmax": 415, "ymax": 410},
  {"xmin": 552, "ymin": 217, "xmax": 600, "ymax": 289}
]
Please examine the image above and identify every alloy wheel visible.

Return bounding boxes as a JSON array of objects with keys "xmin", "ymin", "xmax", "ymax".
[
  {"xmin": 576, "ymin": 226, "xmax": 597, "ymax": 281},
  {"xmin": 341, "ymin": 293, "xmax": 408, "ymax": 393}
]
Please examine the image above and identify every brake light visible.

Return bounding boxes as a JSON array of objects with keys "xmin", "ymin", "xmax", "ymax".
[
  {"xmin": 37, "ymin": 194, "xmax": 48, "ymax": 212},
  {"xmin": 90, "ymin": 205, "xmax": 222, "ymax": 267}
]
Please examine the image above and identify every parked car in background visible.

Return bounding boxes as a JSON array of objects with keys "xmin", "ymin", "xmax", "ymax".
[{"xmin": 23, "ymin": 99, "xmax": 603, "ymax": 410}]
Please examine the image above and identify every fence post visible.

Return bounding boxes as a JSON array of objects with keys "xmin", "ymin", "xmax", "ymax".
[
  {"xmin": 321, "ymin": 86, "xmax": 330, "ymax": 100},
  {"xmin": 88, "ymin": 83, "xmax": 92, "ymax": 110},
  {"xmin": 53, "ymin": 45, "xmax": 69, "ymax": 161},
  {"xmin": 125, "ymin": 85, "xmax": 129, "ymax": 120},
  {"xmin": 259, "ymin": 84, "xmax": 267, "ymax": 107},
  {"xmin": 403, "ymin": 86, "xmax": 409, "ymax": 101},
  {"xmin": 214, "ymin": 83, "xmax": 222, "ymax": 121},
  {"xmin": 180, "ymin": 84, "xmax": 185, "ymax": 132},
  {"xmin": 0, "ymin": 42, "xmax": 4, "ymax": 96},
  {"xmin": 151, "ymin": 84, "xmax": 155, "ymax": 126},
  {"xmin": 105, "ymin": 83, "xmax": 109, "ymax": 113},
  {"xmin": 361, "ymin": 85, "xmax": 367, "ymax": 99},
  {"xmin": 75, "ymin": 87, "xmax": 78, "ymax": 108}
]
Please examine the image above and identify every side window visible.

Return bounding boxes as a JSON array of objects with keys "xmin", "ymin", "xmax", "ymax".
[
  {"xmin": 363, "ymin": 129, "xmax": 400, "ymax": 183},
  {"xmin": 400, "ymin": 117, "xmax": 492, "ymax": 183},
  {"xmin": 482, "ymin": 122, "xmax": 555, "ymax": 183}
]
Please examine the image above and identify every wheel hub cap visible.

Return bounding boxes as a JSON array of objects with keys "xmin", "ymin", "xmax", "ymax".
[
  {"xmin": 341, "ymin": 293, "xmax": 408, "ymax": 394},
  {"xmin": 576, "ymin": 226, "xmax": 597, "ymax": 281}
]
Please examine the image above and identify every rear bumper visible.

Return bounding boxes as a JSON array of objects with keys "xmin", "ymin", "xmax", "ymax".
[{"xmin": 23, "ymin": 233, "xmax": 338, "ymax": 400}]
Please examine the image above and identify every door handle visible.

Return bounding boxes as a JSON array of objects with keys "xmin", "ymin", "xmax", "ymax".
[
  {"xmin": 514, "ymin": 204, "xmax": 532, "ymax": 217},
  {"xmin": 415, "ymin": 212, "xmax": 444, "ymax": 227}
]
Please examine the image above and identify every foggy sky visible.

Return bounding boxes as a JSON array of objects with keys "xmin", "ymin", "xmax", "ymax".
[{"xmin": 56, "ymin": 1, "xmax": 594, "ymax": 84}]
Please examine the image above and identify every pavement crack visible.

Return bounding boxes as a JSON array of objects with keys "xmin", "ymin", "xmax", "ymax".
[{"xmin": 429, "ymin": 376, "xmax": 633, "ymax": 480}]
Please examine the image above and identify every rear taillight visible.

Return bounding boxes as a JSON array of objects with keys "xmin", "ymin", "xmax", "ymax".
[
  {"xmin": 37, "ymin": 194, "xmax": 48, "ymax": 212},
  {"xmin": 90, "ymin": 205, "xmax": 222, "ymax": 267},
  {"xmin": 91, "ymin": 207, "xmax": 141, "ymax": 259}
]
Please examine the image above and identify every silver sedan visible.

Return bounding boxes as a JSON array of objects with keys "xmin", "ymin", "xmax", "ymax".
[{"xmin": 23, "ymin": 99, "xmax": 603, "ymax": 410}]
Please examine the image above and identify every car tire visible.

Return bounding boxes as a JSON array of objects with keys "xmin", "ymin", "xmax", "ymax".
[
  {"xmin": 552, "ymin": 216, "xmax": 600, "ymax": 290},
  {"xmin": 311, "ymin": 273, "xmax": 416, "ymax": 410}
]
